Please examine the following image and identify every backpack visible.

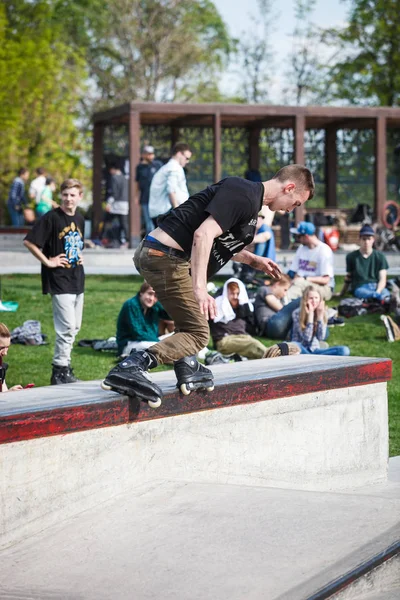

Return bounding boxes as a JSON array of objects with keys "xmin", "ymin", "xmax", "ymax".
[{"xmin": 338, "ymin": 298, "xmax": 367, "ymax": 318}]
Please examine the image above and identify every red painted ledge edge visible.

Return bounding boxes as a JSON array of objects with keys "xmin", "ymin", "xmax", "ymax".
[{"xmin": 0, "ymin": 359, "xmax": 392, "ymax": 445}]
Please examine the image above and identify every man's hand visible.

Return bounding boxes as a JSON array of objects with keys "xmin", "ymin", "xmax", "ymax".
[
  {"xmin": 78, "ymin": 254, "xmax": 84, "ymax": 265},
  {"xmin": 194, "ymin": 288, "xmax": 217, "ymax": 320},
  {"xmin": 9, "ymin": 385, "xmax": 23, "ymax": 391},
  {"xmin": 256, "ymin": 257, "xmax": 282, "ymax": 279},
  {"xmin": 47, "ymin": 254, "xmax": 69, "ymax": 268}
]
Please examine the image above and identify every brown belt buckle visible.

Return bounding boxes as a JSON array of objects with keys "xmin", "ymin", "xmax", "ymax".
[{"xmin": 147, "ymin": 248, "xmax": 165, "ymax": 257}]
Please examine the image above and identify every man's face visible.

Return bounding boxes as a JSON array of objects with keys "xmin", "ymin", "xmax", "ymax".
[
  {"xmin": 359, "ymin": 235, "xmax": 374, "ymax": 253},
  {"xmin": 268, "ymin": 183, "xmax": 310, "ymax": 213},
  {"xmin": 0, "ymin": 337, "xmax": 10, "ymax": 357},
  {"xmin": 140, "ymin": 288, "xmax": 157, "ymax": 309},
  {"xmin": 61, "ymin": 187, "xmax": 82, "ymax": 212},
  {"xmin": 227, "ymin": 287, "xmax": 240, "ymax": 308},
  {"xmin": 143, "ymin": 152, "xmax": 155, "ymax": 163},
  {"xmin": 298, "ymin": 233, "xmax": 311, "ymax": 247},
  {"xmin": 22, "ymin": 171, "xmax": 30, "ymax": 181},
  {"xmin": 177, "ymin": 150, "xmax": 192, "ymax": 168}
]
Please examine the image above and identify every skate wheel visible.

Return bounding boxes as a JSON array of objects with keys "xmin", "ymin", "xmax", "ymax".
[
  {"xmin": 180, "ymin": 383, "xmax": 191, "ymax": 396},
  {"xmin": 148, "ymin": 397, "xmax": 162, "ymax": 409},
  {"xmin": 101, "ymin": 380, "xmax": 112, "ymax": 391},
  {"xmin": 206, "ymin": 385, "xmax": 214, "ymax": 392}
]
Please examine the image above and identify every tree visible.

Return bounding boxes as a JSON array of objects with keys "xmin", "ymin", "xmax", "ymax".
[
  {"xmin": 322, "ymin": 0, "xmax": 400, "ymax": 106},
  {"xmin": 88, "ymin": 0, "xmax": 233, "ymax": 106},
  {"xmin": 234, "ymin": 0, "xmax": 276, "ymax": 104},
  {"xmin": 282, "ymin": 0, "xmax": 325, "ymax": 105},
  {"xmin": 0, "ymin": 2, "xmax": 90, "ymax": 215}
]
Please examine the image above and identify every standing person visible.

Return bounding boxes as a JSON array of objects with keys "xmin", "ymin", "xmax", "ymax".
[
  {"xmin": 286, "ymin": 221, "xmax": 335, "ymax": 301},
  {"xmin": 291, "ymin": 286, "xmax": 350, "ymax": 356},
  {"xmin": 148, "ymin": 142, "xmax": 191, "ymax": 222},
  {"xmin": 36, "ymin": 177, "xmax": 58, "ymax": 218},
  {"xmin": 336, "ymin": 224, "xmax": 390, "ymax": 301},
  {"xmin": 23, "ymin": 179, "xmax": 85, "ymax": 385},
  {"xmin": 29, "ymin": 168, "xmax": 46, "ymax": 205},
  {"xmin": 0, "ymin": 323, "xmax": 24, "ymax": 392},
  {"xmin": 106, "ymin": 164, "xmax": 129, "ymax": 248},
  {"xmin": 135, "ymin": 145, "xmax": 162, "ymax": 235},
  {"xmin": 102, "ymin": 164, "xmax": 315, "ymax": 407},
  {"xmin": 7, "ymin": 168, "xmax": 30, "ymax": 226}
]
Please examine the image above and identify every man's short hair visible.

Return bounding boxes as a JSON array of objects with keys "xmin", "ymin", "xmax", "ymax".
[
  {"xmin": 139, "ymin": 282, "xmax": 154, "ymax": 295},
  {"xmin": 18, "ymin": 167, "xmax": 28, "ymax": 177},
  {"xmin": 45, "ymin": 177, "xmax": 55, "ymax": 186},
  {"xmin": 0, "ymin": 323, "xmax": 10, "ymax": 338},
  {"xmin": 36, "ymin": 167, "xmax": 45, "ymax": 175},
  {"xmin": 171, "ymin": 142, "xmax": 191, "ymax": 156},
  {"xmin": 272, "ymin": 164, "xmax": 315, "ymax": 200},
  {"xmin": 60, "ymin": 179, "xmax": 83, "ymax": 193}
]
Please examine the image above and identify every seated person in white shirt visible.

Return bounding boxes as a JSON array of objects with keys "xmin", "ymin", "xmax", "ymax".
[
  {"xmin": 286, "ymin": 221, "xmax": 335, "ymax": 301},
  {"xmin": 148, "ymin": 142, "xmax": 192, "ymax": 221}
]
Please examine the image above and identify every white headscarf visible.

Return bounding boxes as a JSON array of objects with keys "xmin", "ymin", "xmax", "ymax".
[{"xmin": 214, "ymin": 277, "xmax": 253, "ymax": 324}]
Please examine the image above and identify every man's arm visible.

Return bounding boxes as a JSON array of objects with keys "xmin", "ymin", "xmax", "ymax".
[
  {"xmin": 166, "ymin": 170, "xmax": 180, "ymax": 208},
  {"xmin": 253, "ymin": 230, "xmax": 271, "ymax": 244},
  {"xmin": 265, "ymin": 294, "xmax": 283, "ymax": 312},
  {"xmin": 232, "ymin": 249, "xmax": 282, "ymax": 279},
  {"xmin": 23, "ymin": 240, "xmax": 68, "ymax": 268},
  {"xmin": 191, "ymin": 216, "xmax": 223, "ymax": 320},
  {"xmin": 376, "ymin": 269, "xmax": 387, "ymax": 294}
]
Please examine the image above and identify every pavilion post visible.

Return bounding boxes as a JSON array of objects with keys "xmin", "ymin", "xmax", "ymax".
[
  {"xmin": 325, "ymin": 126, "xmax": 338, "ymax": 208},
  {"xmin": 375, "ymin": 116, "xmax": 387, "ymax": 224},
  {"xmin": 92, "ymin": 122, "xmax": 104, "ymax": 237},
  {"xmin": 249, "ymin": 128, "xmax": 261, "ymax": 173},
  {"xmin": 213, "ymin": 112, "xmax": 221, "ymax": 183},
  {"xmin": 294, "ymin": 114, "xmax": 305, "ymax": 223},
  {"xmin": 129, "ymin": 108, "xmax": 142, "ymax": 247}
]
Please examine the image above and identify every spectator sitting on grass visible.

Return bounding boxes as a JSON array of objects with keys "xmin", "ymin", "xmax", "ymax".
[
  {"xmin": 116, "ymin": 282, "xmax": 174, "ymax": 358},
  {"xmin": 291, "ymin": 286, "xmax": 350, "ymax": 356},
  {"xmin": 254, "ymin": 274, "xmax": 298, "ymax": 338},
  {"xmin": 209, "ymin": 278, "xmax": 299, "ymax": 359},
  {"xmin": 0, "ymin": 323, "xmax": 23, "ymax": 392},
  {"xmin": 335, "ymin": 224, "xmax": 390, "ymax": 302}
]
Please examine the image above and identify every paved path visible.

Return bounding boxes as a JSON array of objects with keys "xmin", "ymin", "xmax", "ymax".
[{"xmin": 2, "ymin": 241, "xmax": 400, "ymax": 276}]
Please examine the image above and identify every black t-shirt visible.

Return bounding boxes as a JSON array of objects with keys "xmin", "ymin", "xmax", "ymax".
[
  {"xmin": 24, "ymin": 208, "xmax": 85, "ymax": 295},
  {"xmin": 158, "ymin": 177, "xmax": 264, "ymax": 277},
  {"xmin": 136, "ymin": 160, "xmax": 163, "ymax": 204}
]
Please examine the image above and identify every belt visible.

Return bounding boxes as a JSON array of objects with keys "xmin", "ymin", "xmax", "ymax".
[{"xmin": 142, "ymin": 239, "xmax": 189, "ymax": 260}]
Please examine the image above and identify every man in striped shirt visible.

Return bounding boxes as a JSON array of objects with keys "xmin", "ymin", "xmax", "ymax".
[{"xmin": 7, "ymin": 168, "xmax": 30, "ymax": 226}]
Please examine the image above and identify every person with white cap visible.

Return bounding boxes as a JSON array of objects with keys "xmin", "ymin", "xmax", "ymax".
[
  {"xmin": 135, "ymin": 145, "xmax": 162, "ymax": 235},
  {"xmin": 287, "ymin": 221, "xmax": 335, "ymax": 301}
]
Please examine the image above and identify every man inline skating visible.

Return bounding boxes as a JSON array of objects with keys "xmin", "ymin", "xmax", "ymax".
[{"xmin": 102, "ymin": 164, "xmax": 315, "ymax": 407}]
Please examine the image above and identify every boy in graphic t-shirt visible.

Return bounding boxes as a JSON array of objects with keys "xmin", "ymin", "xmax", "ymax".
[{"xmin": 24, "ymin": 179, "xmax": 85, "ymax": 385}]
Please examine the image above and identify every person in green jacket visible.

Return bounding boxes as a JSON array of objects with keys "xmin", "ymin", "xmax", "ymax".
[{"xmin": 116, "ymin": 282, "xmax": 174, "ymax": 358}]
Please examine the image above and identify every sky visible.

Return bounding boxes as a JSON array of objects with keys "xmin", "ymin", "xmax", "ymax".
[{"xmin": 212, "ymin": 0, "xmax": 348, "ymax": 99}]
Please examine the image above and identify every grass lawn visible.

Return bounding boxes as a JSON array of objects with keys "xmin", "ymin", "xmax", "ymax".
[{"xmin": 1, "ymin": 273, "xmax": 399, "ymax": 456}]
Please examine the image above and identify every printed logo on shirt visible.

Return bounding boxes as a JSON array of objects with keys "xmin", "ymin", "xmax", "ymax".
[
  {"xmin": 298, "ymin": 259, "xmax": 317, "ymax": 273},
  {"xmin": 59, "ymin": 222, "xmax": 84, "ymax": 268}
]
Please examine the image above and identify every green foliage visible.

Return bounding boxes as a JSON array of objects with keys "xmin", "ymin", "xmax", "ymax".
[
  {"xmin": 0, "ymin": 2, "xmax": 91, "ymax": 214},
  {"xmin": 2, "ymin": 274, "xmax": 399, "ymax": 456},
  {"xmin": 323, "ymin": 0, "xmax": 400, "ymax": 106},
  {"xmin": 89, "ymin": 0, "xmax": 233, "ymax": 106}
]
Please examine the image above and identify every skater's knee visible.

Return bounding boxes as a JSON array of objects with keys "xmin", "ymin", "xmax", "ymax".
[{"xmin": 193, "ymin": 328, "xmax": 210, "ymax": 352}]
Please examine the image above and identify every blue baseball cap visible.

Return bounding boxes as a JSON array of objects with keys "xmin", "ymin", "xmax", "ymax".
[
  {"xmin": 359, "ymin": 224, "xmax": 375, "ymax": 237},
  {"xmin": 290, "ymin": 221, "xmax": 316, "ymax": 236}
]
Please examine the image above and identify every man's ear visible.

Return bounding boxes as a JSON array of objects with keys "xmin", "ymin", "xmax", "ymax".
[{"xmin": 284, "ymin": 182, "xmax": 295, "ymax": 194}]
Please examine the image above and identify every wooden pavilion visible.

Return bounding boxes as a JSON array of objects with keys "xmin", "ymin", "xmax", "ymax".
[{"xmin": 92, "ymin": 102, "xmax": 400, "ymax": 245}]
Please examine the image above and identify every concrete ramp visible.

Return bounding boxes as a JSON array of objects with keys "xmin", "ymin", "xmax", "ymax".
[
  {"xmin": 0, "ymin": 464, "xmax": 399, "ymax": 600},
  {"xmin": 0, "ymin": 354, "xmax": 396, "ymax": 598}
]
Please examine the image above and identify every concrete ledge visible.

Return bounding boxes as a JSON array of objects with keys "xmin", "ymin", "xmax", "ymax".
[{"xmin": 0, "ymin": 356, "xmax": 391, "ymax": 548}]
